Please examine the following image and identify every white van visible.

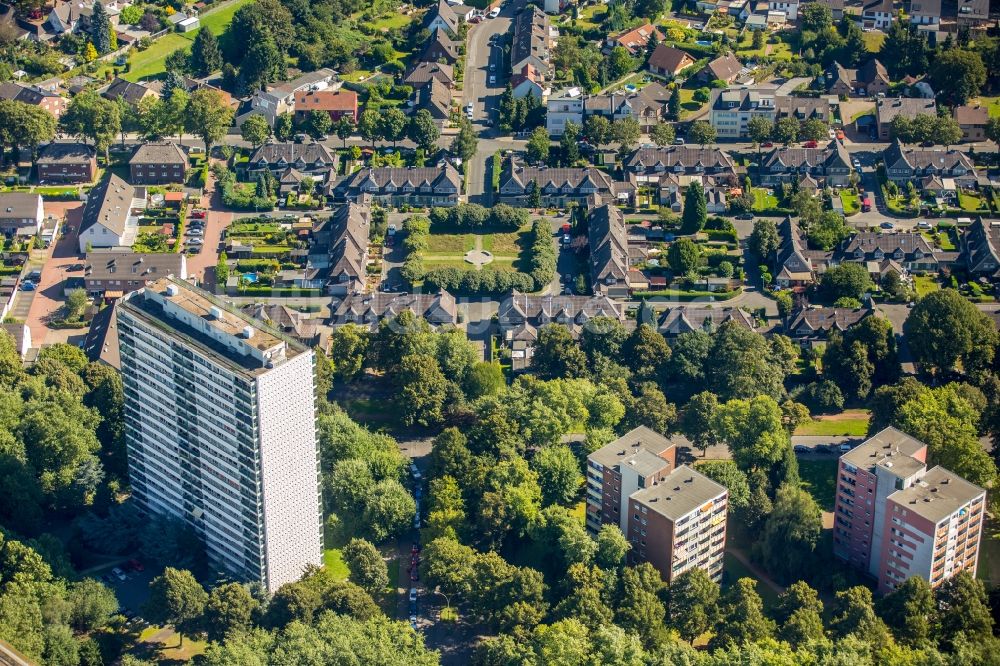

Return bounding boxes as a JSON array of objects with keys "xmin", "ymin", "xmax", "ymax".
[{"xmin": 488, "ymin": 6, "xmax": 500, "ymax": 17}]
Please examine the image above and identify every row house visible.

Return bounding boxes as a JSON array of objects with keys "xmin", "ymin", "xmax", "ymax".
[
  {"xmin": 242, "ymin": 142, "xmax": 337, "ymax": 180},
  {"xmin": 0, "ymin": 82, "xmax": 67, "ymax": 119},
  {"xmin": 774, "ymin": 216, "xmax": 831, "ymax": 288},
  {"xmin": 129, "ymin": 143, "xmax": 187, "ymax": 185},
  {"xmin": 328, "ymin": 165, "xmax": 462, "ymax": 207},
  {"xmin": 784, "ymin": 305, "xmax": 874, "ymax": 343},
  {"xmin": 78, "ymin": 174, "xmax": 145, "ymax": 254},
  {"xmin": 0, "ymin": 193, "xmax": 43, "ymax": 238},
  {"xmin": 823, "ymin": 59, "xmax": 891, "ymax": 97},
  {"xmin": 759, "ymin": 141, "xmax": 851, "ymax": 187},
  {"xmin": 243, "ymin": 303, "xmax": 323, "ymax": 348},
  {"xmin": 330, "ymin": 291, "xmax": 459, "ymax": 329},
  {"xmin": 881, "ymin": 140, "xmax": 976, "ymax": 187},
  {"xmin": 417, "ymin": 31, "xmax": 461, "ymax": 66},
  {"xmin": 498, "ymin": 292, "xmax": 625, "ymax": 370},
  {"xmin": 834, "ymin": 232, "xmax": 940, "ymax": 274},
  {"xmin": 910, "ymin": 0, "xmax": 940, "ymax": 24},
  {"xmin": 413, "ymin": 78, "xmax": 452, "ymax": 122},
  {"xmin": 83, "ymin": 251, "xmax": 187, "ymax": 298},
  {"xmin": 512, "ymin": 64, "xmax": 546, "ymax": 100},
  {"xmin": 403, "ymin": 62, "xmax": 455, "ymax": 91},
  {"xmin": 875, "ymin": 97, "xmax": 937, "ymax": 141},
  {"xmin": 588, "ymin": 204, "xmax": 631, "ymax": 298},
  {"xmin": 305, "ymin": 203, "xmax": 370, "ymax": 295},
  {"xmin": 37, "ymin": 142, "xmax": 96, "ymax": 184},
  {"xmin": 709, "ymin": 86, "xmax": 830, "ymax": 139},
  {"xmin": 547, "ymin": 83, "xmax": 675, "ymax": 135},
  {"xmin": 956, "ymin": 0, "xmax": 990, "ymax": 31},
  {"xmin": 953, "ymin": 106, "xmax": 989, "ymax": 142},
  {"xmin": 624, "ymin": 146, "xmax": 736, "ymax": 181},
  {"xmin": 960, "ymin": 218, "xmax": 1000, "ymax": 280},
  {"xmin": 511, "ymin": 7, "xmax": 553, "ymax": 79},
  {"xmin": 426, "ymin": 0, "xmax": 462, "ymax": 37},
  {"xmin": 498, "ymin": 161, "xmax": 632, "ymax": 207},
  {"xmin": 242, "ymin": 69, "xmax": 337, "ymax": 126},
  {"xmin": 292, "ymin": 89, "xmax": 358, "ymax": 124},
  {"xmin": 657, "ymin": 306, "xmax": 755, "ymax": 338}
]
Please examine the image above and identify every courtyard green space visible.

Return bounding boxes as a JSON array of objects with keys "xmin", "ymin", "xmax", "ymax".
[
  {"xmin": 798, "ymin": 459, "xmax": 839, "ymax": 511},
  {"xmin": 421, "ymin": 225, "xmax": 531, "ymax": 272}
]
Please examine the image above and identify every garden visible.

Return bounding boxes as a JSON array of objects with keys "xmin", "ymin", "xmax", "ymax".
[
  {"xmin": 400, "ymin": 204, "xmax": 555, "ymax": 295},
  {"xmin": 219, "ymin": 218, "xmax": 320, "ymax": 296},
  {"xmin": 132, "ymin": 202, "xmax": 187, "ymax": 253}
]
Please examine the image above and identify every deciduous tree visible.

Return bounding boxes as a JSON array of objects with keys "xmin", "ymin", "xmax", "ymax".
[{"xmin": 144, "ymin": 568, "xmax": 207, "ymax": 647}]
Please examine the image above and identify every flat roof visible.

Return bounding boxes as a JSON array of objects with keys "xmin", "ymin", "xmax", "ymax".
[
  {"xmin": 630, "ymin": 465, "xmax": 727, "ymax": 521},
  {"xmin": 120, "ymin": 277, "xmax": 306, "ymax": 377},
  {"xmin": 588, "ymin": 425, "xmax": 677, "ymax": 469},
  {"xmin": 889, "ymin": 466, "xmax": 985, "ymax": 524},
  {"xmin": 841, "ymin": 426, "xmax": 927, "ymax": 473}
]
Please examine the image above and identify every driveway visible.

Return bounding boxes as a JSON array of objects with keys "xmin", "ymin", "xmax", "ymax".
[
  {"xmin": 183, "ymin": 173, "xmax": 232, "ymax": 290},
  {"xmin": 23, "ymin": 203, "xmax": 86, "ymax": 349}
]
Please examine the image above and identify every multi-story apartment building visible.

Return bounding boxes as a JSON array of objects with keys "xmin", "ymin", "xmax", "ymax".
[
  {"xmin": 585, "ymin": 426, "xmax": 677, "ymax": 536},
  {"xmin": 833, "ymin": 427, "xmax": 986, "ymax": 593},
  {"xmin": 627, "ymin": 465, "xmax": 728, "ymax": 583},
  {"xmin": 129, "ymin": 143, "xmax": 188, "ymax": 185},
  {"xmin": 37, "ymin": 142, "xmax": 97, "ymax": 184},
  {"xmin": 117, "ymin": 278, "xmax": 323, "ymax": 592},
  {"xmin": 328, "ymin": 165, "xmax": 461, "ymax": 207},
  {"xmin": 709, "ymin": 87, "xmax": 829, "ymax": 138}
]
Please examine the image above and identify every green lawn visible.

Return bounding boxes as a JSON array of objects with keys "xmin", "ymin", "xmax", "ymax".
[
  {"xmin": 124, "ymin": 0, "xmax": 254, "ymax": 81},
  {"xmin": 752, "ymin": 188, "xmax": 778, "ymax": 212},
  {"xmin": 978, "ymin": 516, "xmax": 1000, "ymax": 587},
  {"xmin": 959, "ymin": 191, "xmax": 986, "ymax": 212},
  {"xmin": 575, "ymin": 4, "xmax": 607, "ymax": 30},
  {"xmin": 723, "ymin": 552, "xmax": 780, "ymax": 608},
  {"xmin": 863, "ymin": 32, "xmax": 885, "ymax": 52},
  {"xmin": 426, "ymin": 233, "xmax": 476, "ymax": 253},
  {"xmin": 422, "ymin": 258, "xmax": 476, "ymax": 269},
  {"xmin": 970, "ymin": 96, "xmax": 1000, "ymax": 118},
  {"xmin": 798, "ymin": 459, "xmax": 839, "ymax": 512},
  {"xmin": 839, "ymin": 191, "xmax": 859, "ymax": 215},
  {"xmin": 914, "ymin": 275, "xmax": 940, "ymax": 297},
  {"xmin": 481, "ymin": 227, "xmax": 529, "ymax": 254},
  {"xmin": 324, "ymin": 548, "xmax": 350, "ymax": 580},
  {"xmin": 794, "ymin": 410, "xmax": 870, "ymax": 437}
]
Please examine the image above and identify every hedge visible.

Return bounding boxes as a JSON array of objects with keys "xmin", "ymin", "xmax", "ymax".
[
  {"xmin": 235, "ymin": 287, "xmax": 322, "ymax": 296},
  {"xmin": 634, "ymin": 288, "xmax": 743, "ymax": 301},
  {"xmin": 429, "ymin": 203, "xmax": 529, "ymax": 231}
]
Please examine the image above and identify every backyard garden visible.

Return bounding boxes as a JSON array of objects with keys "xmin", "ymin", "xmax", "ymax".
[
  {"xmin": 132, "ymin": 201, "xmax": 187, "ymax": 253},
  {"xmin": 220, "ymin": 217, "xmax": 319, "ymax": 295}
]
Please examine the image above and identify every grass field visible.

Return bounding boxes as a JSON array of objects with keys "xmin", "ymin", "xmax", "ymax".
[
  {"xmin": 723, "ymin": 552, "xmax": 780, "ymax": 609},
  {"xmin": 959, "ymin": 191, "xmax": 986, "ymax": 212},
  {"xmin": 426, "ymin": 233, "xmax": 476, "ymax": 253},
  {"xmin": 752, "ymin": 188, "xmax": 778, "ymax": 212},
  {"xmin": 482, "ymin": 230, "xmax": 527, "ymax": 254},
  {"xmin": 839, "ymin": 191, "xmax": 859, "ymax": 215},
  {"xmin": 794, "ymin": 409, "xmax": 870, "ymax": 437},
  {"xmin": 914, "ymin": 275, "xmax": 940, "ymax": 297},
  {"xmin": 863, "ymin": 32, "xmax": 886, "ymax": 52},
  {"xmin": 978, "ymin": 516, "xmax": 1000, "ymax": 586},
  {"xmin": 124, "ymin": 0, "xmax": 254, "ymax": 81},
  {"xmin": 798, "ymin": 459, "xmax": 839, "ymax": 511}
]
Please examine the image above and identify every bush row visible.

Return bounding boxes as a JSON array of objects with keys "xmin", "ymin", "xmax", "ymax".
[{"xmin": 429, "ymin": 203, "xmax": 529, "ymax": 231}]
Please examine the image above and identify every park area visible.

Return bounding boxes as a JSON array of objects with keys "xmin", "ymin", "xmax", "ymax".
[{"xmin": 421, "ymin": 226, "xmax": 529, "ymax": 273}]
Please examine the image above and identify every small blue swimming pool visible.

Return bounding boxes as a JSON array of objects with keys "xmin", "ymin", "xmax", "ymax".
[
  {"xmin": 242, "ymin": 273, "xmax": 259, "ymax": 284},
  {"xmin": 696, "ymin": 40, "xmax": 712, "ymax": 46}
]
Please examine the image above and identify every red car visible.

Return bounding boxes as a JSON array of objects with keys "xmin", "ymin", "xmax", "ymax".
[
  {"xmin": 761, "ymin": 142, "xmax": 773, "ymax": 148},
  {"xmin": 127, "ymin": 559, "xmax": 144, "ymax": 572},
  {"xmin": 802, "ymin": 140, "xmax": 818, "ymax": 148},
  {"xmin": 190, "ymin": 210, "xmax": 206, "ymax": 219}
]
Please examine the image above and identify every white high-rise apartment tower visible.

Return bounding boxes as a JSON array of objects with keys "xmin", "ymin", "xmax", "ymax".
[{"xmin": 118, "ymin": 278, "xmax": 323, "ymax": 592}]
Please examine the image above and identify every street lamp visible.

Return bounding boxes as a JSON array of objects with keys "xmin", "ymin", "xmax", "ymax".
[{"xmin": 433, "ymin": 586, "xmax": 453, "ymax": 620}]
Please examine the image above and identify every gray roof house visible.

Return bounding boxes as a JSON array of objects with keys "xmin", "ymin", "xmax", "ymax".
[{"xmin": 588, "ymin": 204, "xmax": 631, "ymax": 298}]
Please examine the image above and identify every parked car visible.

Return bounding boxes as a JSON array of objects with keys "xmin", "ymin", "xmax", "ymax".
[
  {"xmin": 880, "ymin": 222, "xmax": 894, "ymax": 230},
  {"xmin": 917, "ymin": 221, "xmax": 933, "ymax": 230},
  {"xmin": 489, "ymin": 74, "xmax": 496, "ymax": 85},
  {"xmin": 839, "ymin": 442, "xmax": 853, "ymax": 452},
  {"xmin": 828, "ymin": 128, "xmax": 837, "ymax": 139},
  {"xmin": 852, "ymin": 158, "xmax": 862, "ymax": 170},
  {"xmin": 673, "ymin": 138, "xmax": 685, "ymax": 145},
  {"xmin": 409, "ymin": 614, "xmax": 418, "ymax": 630},
  {"xmin": 488, "ymin": 6, "xmax": 500, "ymax": 17},
  {"xmin": 112, "ymin": 567, "xmax": 127, "ymax": 581},
  {"xmin": 409, "ymin": 588, "xmax": 418, "ymax": 603},
  {"xmin": 127, "ymin": 559, "xmax": 144, "ymax": 572},
  {"xmin": 836, "ymin": 129, "xmax": 845, "ymax": 140},
  {"xmin": 802, "ymin": 140, "xmax": 818, "ymax": 148},
  {"xmin": 20, "ymin": 281, "xmax": 35, "ymax": 291},
  {"xmin": 387, "ymin": 223, "xmax": 397, "ymax": 236},
  {"xmin": 190, "ymin": 210, "xmax": 206, "ymax": 219},
  {"xmin": 187, "ymin": 238, "xmax": 204, "ymax": 246},
  {"xmin": 736, "ymin": 213, "xmax": 754, "ymax": 220}
]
